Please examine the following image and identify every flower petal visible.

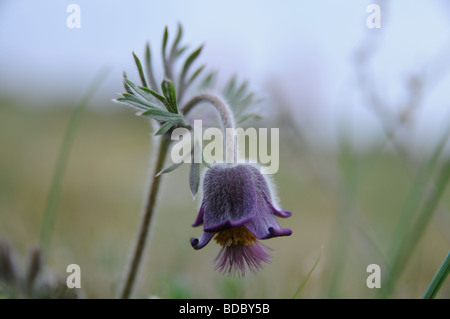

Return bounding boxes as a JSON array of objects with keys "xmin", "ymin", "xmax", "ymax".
[
  {"xmin": 245, "ymin": 216, "xmax": 292, "ymax": 240},
  {"xmin": 244, "ymin": 188, "xmax": 292, "ymax": 239},
  {"xmin": 204, "ymin": 216, "xmax": 253, "ymax": 232},
  {"xmin": 275, "ymin": 210, "xmax": 292, "ymax": 218},
  {"xmin": 192, "ymin": 203, "xmax": 204, "ymax": 227},
  {"xmin": 201, "ymin": 165, "xmax": 257, "ymax": 231},
  {"xmin": 264, "ymin": 196, "xmax": 292, "ymax": 218},
  {"xmin": 246, "ymin": 165, "xmax": 272, "ymax": 198},
  {"xmin": 190, "ymin": 231, "xmax": 215, "ymax": 250}
]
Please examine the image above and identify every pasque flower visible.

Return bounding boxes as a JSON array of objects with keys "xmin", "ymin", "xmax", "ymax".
[
  {"xmin": 191, "ymin": 164, "xmax": 292, "ymax": 276},
  {"xmin": 116, "ymin": 25, "xmax": 289, "ymax": 296}
]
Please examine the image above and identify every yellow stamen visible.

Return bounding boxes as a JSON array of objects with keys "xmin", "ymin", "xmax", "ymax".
[{"xmin": 214, "ymin": 225, "xmax": 257, "ymax": 247}]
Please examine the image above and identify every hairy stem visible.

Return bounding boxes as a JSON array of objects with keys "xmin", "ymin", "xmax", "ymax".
[
  {"xmin": 183, "ymin": 94, "xmax": 235, "ymax": 128},
  {"xmin": 117, "ymin": 134, "xmax": 171, "ymax": 299},
  {"xmin": 182, "ymin": 93, "xmax": 236, "ymax": 162},
  {"xmin": 118, "ymin": 93, "xmax": 235, "ymax": 298}
]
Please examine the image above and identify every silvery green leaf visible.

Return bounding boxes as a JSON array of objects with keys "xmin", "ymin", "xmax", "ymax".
[
  {"xmin": 235, "ymin": 92, "xmax": 255, "ymax": 115},
  {"xmin": 237, "ymin": 112, "xmax": 262, "ymax": 124},
  {"xmin": 132, "ymin": 51, "xmax": 148, "ymax": 88},
  {"xmin": 116, "ymin": 97, "xmax": 148, "ymax": 110},
  {"xmin": 202, "ymin": 150, "xmax": 211, "ymax": 168},
  {"xmin": 162, "ymin": 26, "xmax": 169, "ymax": 57},
  {"xmin": 234, "ymin": 81, "xmax": 249, "ymax": 100},
  {"xmin": 117, "ymin": 93, "xmax": 158, "ymax": 110},
  {"xmin": 141, "ymin": 108, "xmax": 183, "ymax": 122},
  {"xmin": 189, "ymin": 162, "xmax": 200, "ymax": 196},
  {"xmin": 161, "ymin": 79, "xmax": 178, "ymax": 113},
  {"xmin": 198, "ymin": 71, "xmax": 216, "ymax": 91},
  {"xmin": 139, "ymin": 86, "xmax": 170, "ymax": 108},
  {"xmin": 176, "ymin": 45, "xmax": 188, "ymax": 58},
  {"xmin": 155, "ymin": 161, "xmax": 184, "ymax": 177},
  {"xmin": 223, "ymin": 75, "xmax": 237, "ymax": 99},
  {"xmin": 161, "ymin": 26, "xmax": 173, "ymax": 79},
  {"xmin": 155, "ymin": 120, "xmax": 177, "ymax": 136},
  {"xmin": 169, "ymin": 23, "xmax": 183, "ymax": 61},
  {"xmin": 125, "ymin": 79, "xmax": 161, "ymax": 106},
  {"xmin": 186, "ymin": 65, "xmax": 206, "ymax": 88},
  {"xmin": 180, "ymin": 45, "xmax": 203, "ymax": 85},
  {"xmin": 145, "ymin": 42, "xmax": 158, "ymax": 92},
  {"xmin": 122, "ymin": 71, "xmax": 133, "ymax": 94}
]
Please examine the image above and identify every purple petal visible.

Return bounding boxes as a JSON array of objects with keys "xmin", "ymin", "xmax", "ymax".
[
  {"xmin": 201, "ymin": 165, "xmax": 257, "ymax": 231},
  {"xmin": 246, "ymin": 165, "xmax": 272, "ymax": 197},
  {"xmin": 275, "ymin": 210, "xmax": 292, "ymax": 218},
  {"xmin": 265, "ymin": 197, "xmax": 292, "ymax": 218},
  {"xmin": 192, "ymin": 203, "xmax": 204, "ymax": 227},
  {"xmin": 245, "ymin": 218, "xmax": 292, "ymax": 240},
  {"xmin": 246, "ymin": 166, "xmax": 291, "ymax": 218},
  {"xmin": 204, "ymin": 216, "xmax": 253, "ymax": 232},
  {"xmin": 190, "ymin": 231, "xmax": 214, "ymax": 250},
  {"xmin": 266, "ymin": 227, "xmax": 292, "ymax": 238},
  {"xmin": 244, "ymin": 188, "xmax": 292, "ymax": 240}
]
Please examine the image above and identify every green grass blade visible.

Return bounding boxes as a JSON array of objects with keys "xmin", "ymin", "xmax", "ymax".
[
  {"xmin": 292, "ymin": 248, "xmax": 322, "ymax": 299},
  {"xmin": 390, "ymin": 118, "xmax": 450, "ymax": 256},
  {"xmin": 39, "ymin": 67, "xmax": 111, "ymax": 255},
  {"xmin": 382, "ymin": 158, "xmax": 450, "ymax": 297},
  {"xmin": 423, "ymin": 252, "xmax": 450, "ymax": 299},
  {"xmin": 379, "ymin": 116, "xmax": 450, "ymax": 298}
]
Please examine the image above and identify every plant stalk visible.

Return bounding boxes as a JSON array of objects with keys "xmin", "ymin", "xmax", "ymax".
[
  {"xmin": 183, "ymin": 93, "xmax": 236, "ymax": 162},
  {"xmin": 118, "ymin": 93, "xmax": 234, "ymax": 298},
  {"xmin": 117, "ymin": 134, "xmax": 171, "ymax": 299},
  {"xmin": 423, "ymin": 251, "xmax": 450, "ymax": 299}
]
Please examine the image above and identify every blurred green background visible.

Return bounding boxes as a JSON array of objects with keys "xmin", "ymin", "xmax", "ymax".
[{"xmin": 1, "ymin": 96, "xmax": 449, "ymax": 298}]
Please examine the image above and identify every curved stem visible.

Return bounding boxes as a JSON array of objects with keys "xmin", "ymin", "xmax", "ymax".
[
  {"xmin": 182, "ymin": 93, "xmax": 235, "ymax": 130},
  {"xmin": 118, "ymin": 94, "xmax": 237, "ymax": 298},
  {"xmin": 182, "ymin": 93, "xmax": 237, "ymax": 162},
  {"xmin": 117, "ymin": 134, "xmax": 171, "ymax": 299}
]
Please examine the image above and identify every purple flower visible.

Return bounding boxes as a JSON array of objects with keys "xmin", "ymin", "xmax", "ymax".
[{"xmin": 190, "ymin": 164, "xmax": 292, "ymax": 277}]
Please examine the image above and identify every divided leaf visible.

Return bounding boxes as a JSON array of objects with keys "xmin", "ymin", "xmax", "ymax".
[
  {"xmin": 156, "ymin": 161, "xmax": 184, "ymax": 177},
  {"xmin": 132, "ymin": 52, "xmax": 148, "ymax": 88},
  {"xmin": 155, "ymin": 120, "xmax": 178, "ymax": 136},
  {"xmin": 141, "ymin": 108, "xmax": 184, "ymax": 122},
  {"xmin": 180, "ymin": 45, "xmax": 204, "ymax": 85},
  {"xmin": 117, "ymin": 93, "xmax": 159, "ymax": 110},
  {"xmin": 161, "ymin": 79, "xmax": 178, "ymax": 113},
  {"xmin": 189, "ymin": 162, "xmax": 201, "ymax": 196},
  {"xmin": 145, "ymin": 42, "xmax": 158, "ymax": 92}
]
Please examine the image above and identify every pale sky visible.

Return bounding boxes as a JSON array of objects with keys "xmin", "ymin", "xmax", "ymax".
[{"xmin": 1, "ymin": 0, "xmax": 450, "ymax": 147}]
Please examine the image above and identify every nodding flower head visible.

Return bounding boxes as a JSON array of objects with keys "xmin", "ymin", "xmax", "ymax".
[{"xmin": 190, "ymin": 164, "xmax": 292, "ymax": 277}]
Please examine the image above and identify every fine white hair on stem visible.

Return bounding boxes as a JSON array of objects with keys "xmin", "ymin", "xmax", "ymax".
[{"xmin": 182, "ymin": 93, "xmax": 237, "ymax": 163}]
